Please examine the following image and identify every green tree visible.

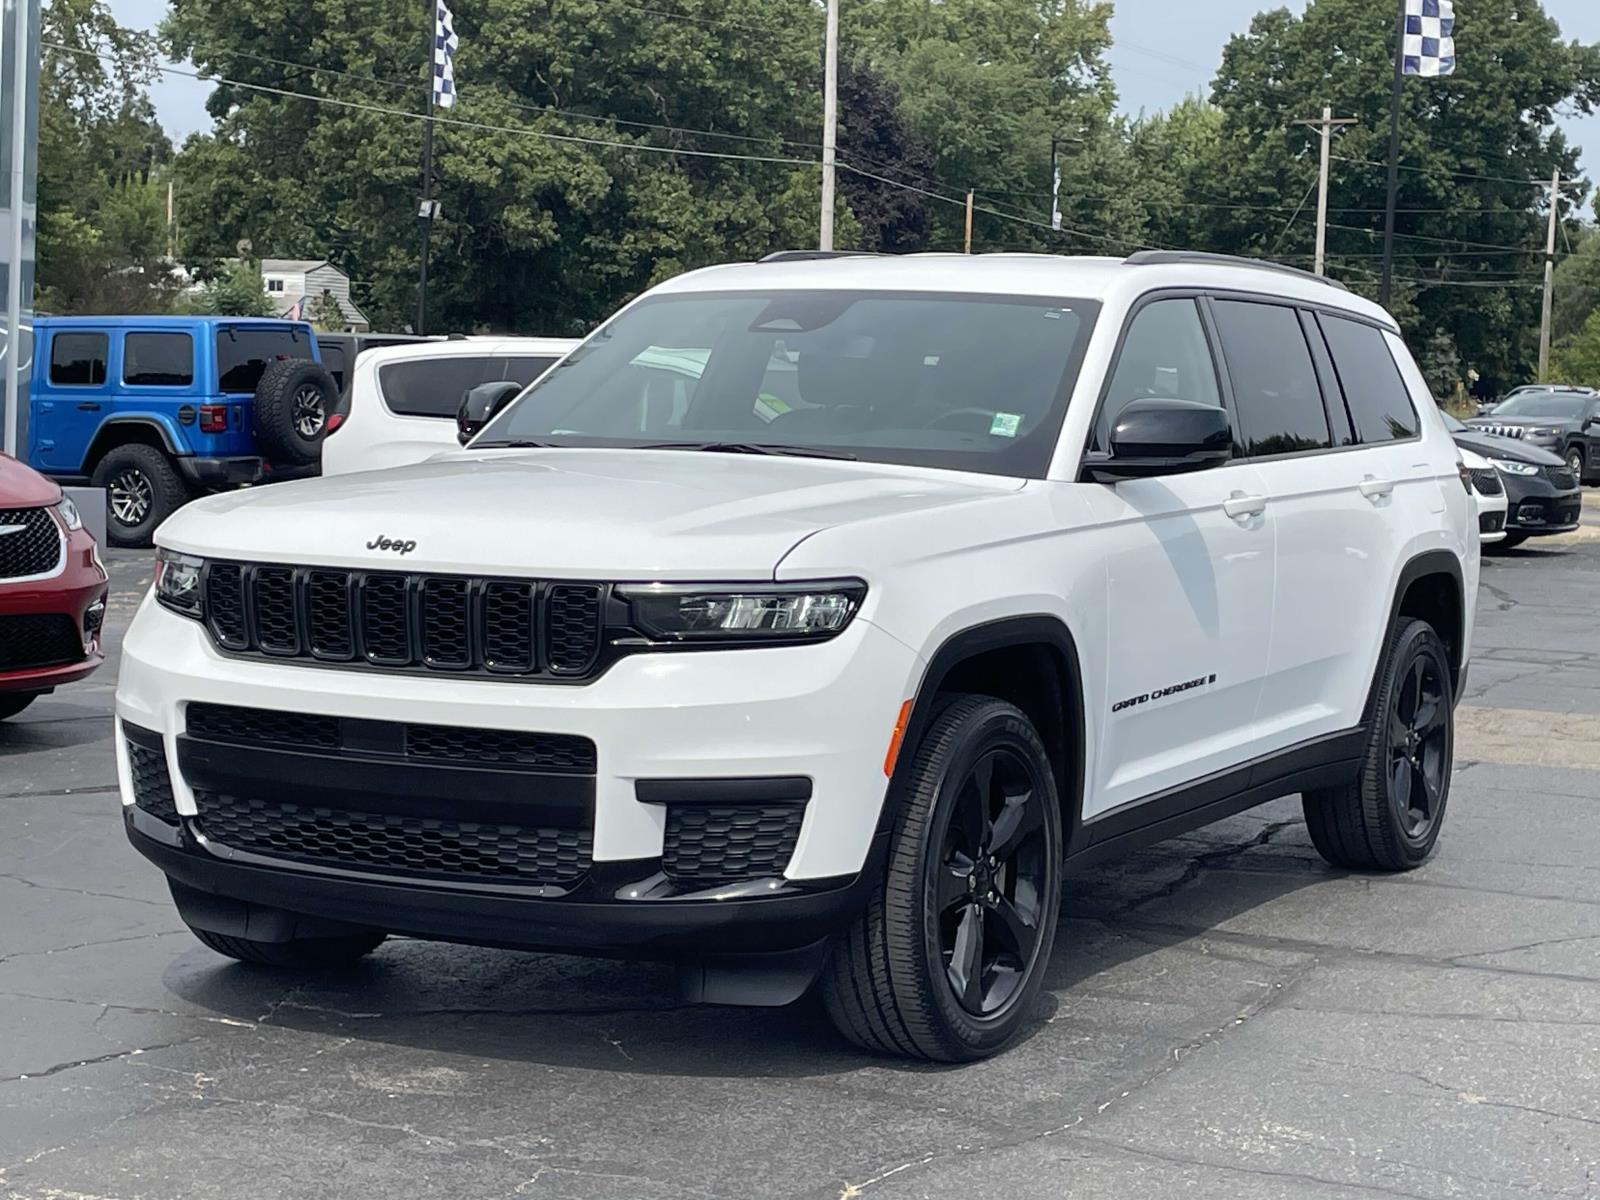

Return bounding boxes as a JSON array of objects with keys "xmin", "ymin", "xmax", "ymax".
[
  {"xmin": 308, "ymin": 289, "xmax": 346, "ymax": 331},
  {"xmin": 1196, "ymin": 0, "xmax": 1600, "ymax": 388},
  {"xmin": 1553, "ymin": 227, "xmax": 1600, "ymax": 342},
  {"xmin": 192, "ymin": 260, "xmax": 273, "ymax": 316},
  {"xmin": 37, "ymin": 0, "xmax": 177, "ymax": 313},
  {"xmin": 1552, "ymin": 308, "xmax": 1600, "ymax": 388},
  {"xmin": 164, "ymin": 0, "xmax": 829, "ymax": 333}
]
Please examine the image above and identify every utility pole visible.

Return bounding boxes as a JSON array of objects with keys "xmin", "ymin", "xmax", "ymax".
[
  {"xmin": 1539, "ymin": 167, "xmax": 1561, "ymax": 383},
  {"xmin": 165, "ymin": 181, "xmax": 174, "ymax": 260},
  {"xmin": 1050, "ymin": 137, "xmax": 1062, "ymax": 232},
  {"xmin": 1294, "ymin": 107, "xmax": 1356, "ymax": 277},
  {"xmin": 416, "ymin": 0, "xmax": 438, "ymax": 335},
  {"xmin": 964, "ymin": 191, "xmax": 974, "ymax": 254},
  {"xmin": 1379, "ymin": 0, "xmax": 1408, "ymax": 305},
  {"xmin": 818, "ymin": 0, "xmax": 839, "ymax": 250}
]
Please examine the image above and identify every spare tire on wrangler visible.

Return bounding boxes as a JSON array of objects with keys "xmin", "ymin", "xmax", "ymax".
[{"xmin": 253, "ymin": 358, "xmax": 338, "ymax": 466}]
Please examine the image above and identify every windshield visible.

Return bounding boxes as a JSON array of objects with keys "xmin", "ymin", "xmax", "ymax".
[
  {"xmin": 1490, "ymin": 393, "xmax": 1587, "ymax": 419},
  {"xmin": 475, "ymin": 290, "xmax": 1099, "ymax": 477}
]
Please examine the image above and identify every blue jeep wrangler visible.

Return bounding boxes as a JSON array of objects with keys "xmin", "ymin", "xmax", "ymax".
[{"xmin": 26, "ymin": 316, "xmax": 336, "ymax": 546}]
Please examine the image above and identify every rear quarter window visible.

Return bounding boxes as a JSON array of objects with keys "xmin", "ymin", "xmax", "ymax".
[
  {"xmin": 378, "ymin": 355, "xmax": 497, "ymax": 418},
  {"xmin": 1317, "ymin": 315, "xmax": 1418, "ymax": 443},
  {"xmin": 124, "ymin": 333, "xmax": 194, "ymax": 387}
]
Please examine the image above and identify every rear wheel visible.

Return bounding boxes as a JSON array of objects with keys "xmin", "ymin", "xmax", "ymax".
[
  {"xmin": 1303, "ymin": 618, "xmax": 1452, "ymax": 871},
  {"xmin": 822, "ymin": 695, "xmax": 1062, "ymax": 1061},
  {"xmin": 0, "ymin": 693, "xmax": 39, "ymax": 721},
  {"xmin": 90, "ymin": 443, "xmax": 191, "ymax": 548},
  {"xmin": 187, "ymin": 925, "xmax": 386, "ymax": 969}
]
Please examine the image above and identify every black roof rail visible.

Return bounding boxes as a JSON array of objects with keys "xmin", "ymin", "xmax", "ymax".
[
  {"xmin": 759, "ymin": 250, "xmax": 883, "ymax": 263},
  {"xmin": 1123, "ymin": 250, "xmax": 1350, "ymax": 292}
]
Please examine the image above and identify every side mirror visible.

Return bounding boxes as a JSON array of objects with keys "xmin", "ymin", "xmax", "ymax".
[
  {"xmin": 456, "ymin": 381, "xmax": 522, "ymax": 445},
  {"xmin": 1089, "ymin": 398, "xmax": 1233, "ymax": 481}
]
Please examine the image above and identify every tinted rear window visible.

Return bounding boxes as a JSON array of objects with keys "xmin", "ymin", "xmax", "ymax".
[
  {"xmin": 380, "ymin": 356, "xmax": 497, "ymax": 418},
  {"xmin": 216, "ymin": 327, "xmax": 310, "ymax": 393},
  {"xmin": 1317, "ymin": 316, "xmax": 1417, "ymax": 442},
  {"xmin": 1211, "ymin": 300, "xmax": 1331, "ymax": 456},
  {"xmin": 49, "ymin": 332, "xmax": 107, "ymax": 386},
  {"xmin": 124, "ymin": 333, "xmax": 194, "ymax": 387}
]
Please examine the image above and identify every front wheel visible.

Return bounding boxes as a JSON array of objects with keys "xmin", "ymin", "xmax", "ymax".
[
  {"xmin": 822, "ymin": 695, "xmax": 1062, "ymax": 1061},
  {"xmin": 1303, "ymin": 618, "xmax": 1453, "ymax": 871},
  {"xmin": 1566, "ymin": 446, "xmax": 1586, "ymax": 484},
  {"xmin": 0, "ymin": 693, "xmax": 39, "ymax": 721},
  {"xmin": 187, "ymin": 925, "xmax": 386, "ymax": 969}
]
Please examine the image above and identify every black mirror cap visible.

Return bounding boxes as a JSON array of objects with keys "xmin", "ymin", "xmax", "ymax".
[
  {"xmin": 1090, "ymin": 398, "xmax": 1233, "ymax": 481},
  {"xmin": 457, "ymin": 380, "xmax": 524, "ymax": 446}
]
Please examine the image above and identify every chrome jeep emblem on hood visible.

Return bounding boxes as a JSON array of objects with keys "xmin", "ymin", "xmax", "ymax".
[{"xmin": 367, "ymin": 535, "xmax": 418, "ymax": 555}]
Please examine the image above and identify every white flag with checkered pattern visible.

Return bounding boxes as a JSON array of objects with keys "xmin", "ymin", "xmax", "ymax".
[
  {"xmin": 1403, "ymin": 0, "xmax": 1456, "ymax": 78},
  {"xmin": 433, "ymin": 2, "xmax": 458, "ymax": 108}
]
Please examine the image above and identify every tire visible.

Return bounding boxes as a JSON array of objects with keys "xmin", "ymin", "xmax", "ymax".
[
  {"xmin": 0, "ymin": 693, "xmax": 38, "ymax": 721},
  {"xmin": 1494, "ymin": 532, "xmax": 1529, "ymax": 551},
  {"xmin": 821, "ymin": 695, "xmax": 1063, "ymax": 1061},
  {"xmin": 1566, "ymin": 445, "xmax": 1586, "ymax": 484},
  {"xmin": 90, "ymin": 443, "xmax": 192, "ymax": 548},
  {"xmin": 187, "ymin": 925, "xmax": 385, "ymax": 969},
  {"xmin": 1303, "ymin": 618, "xmax": 1453, "ymax": 872},
  {"xmin": 253, "ymin": 358, "xmax": 338, "ymax": 466}
]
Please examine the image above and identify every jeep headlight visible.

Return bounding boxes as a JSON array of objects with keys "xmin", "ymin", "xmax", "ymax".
[
  {"xmin": 154, "ymin": 548, "xmax": 205, "ymax": 618},
  {"xmin": 1488, "ymin": 458, "xmax": 1538, "ymax": 476},
  {"xmin": 620, "ymin": 582, "xmax": 865, "ymax": 642}
]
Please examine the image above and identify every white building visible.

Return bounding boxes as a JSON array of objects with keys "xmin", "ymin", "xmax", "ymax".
[{"xmin": 260, "ymin": 259, "xmax": 371, "ymax": 332}]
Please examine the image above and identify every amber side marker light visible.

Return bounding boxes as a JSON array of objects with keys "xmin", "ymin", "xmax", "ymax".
[{"xmin": 883, "ymin": 699, "xmax": 914, "ymax": 777}]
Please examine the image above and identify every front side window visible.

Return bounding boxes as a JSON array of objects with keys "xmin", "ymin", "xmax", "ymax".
[
  {"xmin": 477, "ymin": 291, "xmax": 1099, "ymax": 477},
  {"xmin": 215, "ymin": 326, "xmax": 310, "ymax": 393},
  {"xmin": 1318, "ymin": 315, "xmax": 1416, "ymax": 442},
  {"xmin": 124, "ymin": 333, "xmax": 194, "ymax": 387},
  {"xmin": 1211, "ymin": 300, "xmax": 1331, "ymax": 457},
  {"xmin": 1095, "ymin": 298, "xmax": 1223, "ymax": 452},
  {"xmin": 379, "ymin": 356, "xmax": 498, "ymax": 418},
  {"xmin": 49, "ymin": 332, "xmax": 107, "ymax": 386}
]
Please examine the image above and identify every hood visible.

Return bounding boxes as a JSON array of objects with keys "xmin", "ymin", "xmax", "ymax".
[
  {"xmin": 0, "ymin": 452, "xmax": 62, "ymax": 507},
  {"xmin": 158, "ymin": 448, "xmax": 1024, "ymax": 578},
  {"xmin": 1451, "ymin": 431, "xmax": 1564, "ymax": 465}
]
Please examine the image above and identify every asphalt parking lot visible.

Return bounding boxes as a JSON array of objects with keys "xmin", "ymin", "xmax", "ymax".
[{"xmin": 5, "ymin": 510, "xmax": 1600, "ymax": 1200}]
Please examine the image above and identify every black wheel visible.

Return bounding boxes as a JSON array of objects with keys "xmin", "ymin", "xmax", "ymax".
[
  {"xmin": 1492, "ymin": 532, "xmax": 1529, "ymax": 551},
  {"xmin": 1303, "ymin": 618, "xmax": 1452, "ymax": 871},
  {"xmin": 90, "ymin": 443, "xmax": 192, "ymax": 548},
  {"xmin": 1566, "ymin": 446, "xmax": 1586, "ymax": 484},
  {"xmin": 822, "ymin": 695, "xmax": 1062, "ymax": 1061},
  {"xmin": 187, "ymin": 925, "xmax": 385, "ymax": 969},
  {"xmin": 0, "ymin": 693, "xmax": 39, "ymax": 721},
  {"xmin": 253, "ymin": 358, "xmax": 337, "ymax": 466}
]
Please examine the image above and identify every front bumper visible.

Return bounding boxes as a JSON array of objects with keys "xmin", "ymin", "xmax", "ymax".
[
  {"xmin": 1501, "ymin": 474, "xmax": 1581, "ymax": 535},
  {"xmin": 0, "ymin": 527, "xmax": 109, "ymax": 693},
  {"xmin": 116, "ymin": 595, "xmax": 920, "ymax": 951}
]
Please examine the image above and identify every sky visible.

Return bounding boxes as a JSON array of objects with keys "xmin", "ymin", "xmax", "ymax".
[{"xmin": 111, "ymin": 0, "xmax": 1600, "ymax": 195}]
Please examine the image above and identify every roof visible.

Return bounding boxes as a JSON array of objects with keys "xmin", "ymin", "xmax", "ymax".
[
  {"xmin": 261, "ymin": 258, "xmax": 330, "ymax": 274},
  {"xmin": 652, "ymin": 252, "xmax": 1397, "ymax": 328},
  {"xmin": 32, "ymin": 315, "xmax": 313, "ymax": 330}
]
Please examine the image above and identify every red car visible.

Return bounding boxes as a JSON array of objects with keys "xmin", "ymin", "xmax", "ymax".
[{"xmin": 1, "ymin": 453, "xmax": 109, "ymax": 720}]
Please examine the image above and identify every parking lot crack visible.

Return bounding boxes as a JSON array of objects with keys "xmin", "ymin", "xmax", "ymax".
[
  {"xmin": 1117, "ymin": 821, "xmax": 1300, "ymax": 914},
  {"xmin": 1, "ymin": 1037, "xmax": 197, "ymax": 1083},
  {"xmin": 0, "ymin": 872, "xmax": 167, "ymax": 907}
]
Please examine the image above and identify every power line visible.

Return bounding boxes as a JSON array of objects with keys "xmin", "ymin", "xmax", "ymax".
[{"xmin": 1330, "ymin": 153, "xmax": 1553, "ymax": 189}]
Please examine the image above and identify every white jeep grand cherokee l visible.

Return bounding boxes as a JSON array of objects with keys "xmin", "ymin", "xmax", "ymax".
[{"xmin": 118, "ymin": 250, "xmax": 1476, "ymax": 1061}]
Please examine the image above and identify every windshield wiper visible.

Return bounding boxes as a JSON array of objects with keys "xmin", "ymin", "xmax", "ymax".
[
  {"xmin": 472, "ymin": 438, "xmax": 557, "ymax": 449},
  {"xmin": 637, "ymin": 441, "xmax": 858, "ymax": 461}
]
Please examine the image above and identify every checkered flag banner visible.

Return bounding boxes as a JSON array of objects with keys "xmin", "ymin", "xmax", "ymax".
[
  {"xmin": 1403, "ymin": 0, "xmax": 1456, "ymax": 78},
  {"xmin": 433, "ymin": 1, "xmax": 458, "ymax": 108}
]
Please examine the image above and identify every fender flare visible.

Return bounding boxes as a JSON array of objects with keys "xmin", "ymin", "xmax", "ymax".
[{"xmin": 81, "ymin": 416, "xmax": 183, "ymax": 472}]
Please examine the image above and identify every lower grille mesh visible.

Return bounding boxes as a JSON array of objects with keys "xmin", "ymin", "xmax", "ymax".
[
  {"xmin": 0, "ymin": 614, "xmax": 85, "ymax": 671},
  {"xmin": 126, "ymin": 731, "xmax": 179, "ymax": 823},
  {"xmin": 194, "ymin": 791, "xmax": 593, "ymax": 885},
  {"xmin": 662, "ymin": 804, "xmax": 805, "ymax": 887}
]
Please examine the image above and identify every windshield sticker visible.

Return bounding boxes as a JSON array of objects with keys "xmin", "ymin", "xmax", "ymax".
[{"xmin": 990, "ymin": 411, "xmax": 1022, "ymax": 438}]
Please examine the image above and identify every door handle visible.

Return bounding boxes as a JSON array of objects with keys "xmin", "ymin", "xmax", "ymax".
[
  {"xmin": 1223, "ymin": 492, "xmax": 1267, "ymax": 520},
  {"xmin": 76, "ymin": 402, "xmax": 101, "ymax": 412},
  {"xmin": 1359, "ymin": 476, "xmax": 1395, "ymax": 501}
]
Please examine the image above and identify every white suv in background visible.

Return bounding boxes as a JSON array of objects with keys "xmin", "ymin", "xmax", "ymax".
[
  {"xmin": 320, "ymin": 336, "xmax": 578, "ymax": 475},
  {"xmin": 118, "ymin": 251, "xmax": 1476, "ymax": 1062}
]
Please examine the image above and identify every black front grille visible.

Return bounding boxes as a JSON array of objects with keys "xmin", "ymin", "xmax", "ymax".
[
  {"xmin": 202, "ymin": 562, "xmax": 604, "ymax": 680},
  {"xmin": 125, "ymin": 726, "xmax": 179, "ymax": 823},
  {"xmin": 0, "ymin": 614, "xmax": 85, "ymax": 671},
  {"xmin": 1467, "ymin": 467, "xmax": 1503, "ymax": 496},
  {"xmin": 1543, "ymin": 465, "xmax": 1578, "ymax": 490},
  {"xmin": 0, "ymin": 507, "xmax": 63, "ymax": 580},
  {"xmin": 194, "ymin": 791, "xmax": 593, "ymax": 885},
  {"xmin": 662, "ymin": 804, "xmax": 806, "ymax": 887},
  {"xmin": 184, "ymin": 702, "xmax": 597, "ymax": 773}
]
